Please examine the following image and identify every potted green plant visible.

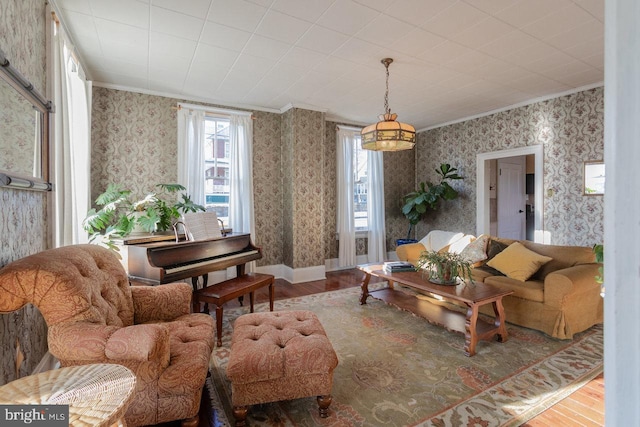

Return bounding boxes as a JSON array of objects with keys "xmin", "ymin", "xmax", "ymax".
[
  {"xmin": 593, "ymin": 243, "xmax": 604, "ymax": 297},
  {"xmin": 416, "ymin": 250, "xmax": 473, "ymax": 285},
  {"xmin": 82, "ymin": 183, "xmax": 205, "ymax": 251},
  {"xmin": 400, "ymin": 163, "xmax": 464, "ymax": 242}
]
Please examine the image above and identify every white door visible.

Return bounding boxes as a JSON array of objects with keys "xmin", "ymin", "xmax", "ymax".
[{"xmin": 497, "ymin": 158, "xmax": 526, "ymax": 239}]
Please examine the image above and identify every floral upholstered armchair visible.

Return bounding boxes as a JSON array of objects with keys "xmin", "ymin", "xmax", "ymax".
[{"xmin": 0, "ymin": 244, "xmax": 215, "ymax": 427}]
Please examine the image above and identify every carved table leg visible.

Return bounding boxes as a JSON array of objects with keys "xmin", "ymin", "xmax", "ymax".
[
  {"xmin": 268, "ymin": 280, "xmax": 275, "ymax": 311},
  {"xmin": 232, "ymin": 406, "xmax": 248, "ymax": 427},
  {"xmin": 464, "ymin": 304, "xmax": 479, "ymax": 357},
  {"xmin": 215, "ymin": 305, "xmax": 224, "ymax": 347},
  {"xmin": 493, "ymin": 298, "xmax": 509, "ymax": 343},
  {"xmin": 360, "ymin": 272, "xmax": 371, "ymax": 305},
  {"xmin": 317, "ymin": 395, "xmax": 332, "ymax": 418}
]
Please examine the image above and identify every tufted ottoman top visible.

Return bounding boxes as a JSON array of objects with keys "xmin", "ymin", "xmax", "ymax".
[{"xmin": 227, "ymin": 310, "xmax": 338, "ymax": 385}]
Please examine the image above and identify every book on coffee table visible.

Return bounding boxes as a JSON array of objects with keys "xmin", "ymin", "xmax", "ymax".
[{"xmin": 383, "ymin": 261, "xmax": 416, "ymax": 273}]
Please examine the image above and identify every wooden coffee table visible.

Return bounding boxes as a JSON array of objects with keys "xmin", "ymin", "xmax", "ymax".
[{"xmin": 358, "ymin": 263, "xmax": 513, "ymax": 356}]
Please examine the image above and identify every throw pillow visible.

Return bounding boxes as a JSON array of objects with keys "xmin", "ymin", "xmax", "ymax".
[
  {"xmin": 487, "ymin": 242, "xmax": 553, "ymax": 281},
  {"xmin": 485, "ymin": 239, "xmax": 509, "ymax": 262},
  {"xmin": 459, "ymin": 234, "xmax": 489, "ymax": 265}
]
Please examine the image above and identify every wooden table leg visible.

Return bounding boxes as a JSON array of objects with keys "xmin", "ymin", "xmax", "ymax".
[
  {"xmin": 464, "ymin": 304, "xmax": 479, "ymax": 357},
  {"xmin": 249, "ymin": 292, "xmax": 255, "ymax": 313},
  {"xmin": 493, "ymin": 298, "xmax": 509, "ymax": 343},
  {"xmin": 360, "ymin": 272, "xmax": 371, "ymax": 305},
  {"xmin": 268, "ymin": 280, "xmax": 275, "ymax": 311},
  {"xmin": 215, "ymin": 305, "xmax": 223, "ymax": 347}
]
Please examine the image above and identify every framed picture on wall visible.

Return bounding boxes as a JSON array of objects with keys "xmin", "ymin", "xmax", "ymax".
[{"xmin": 584, "ymin": 161, "xmax": 605, "ymax": 195}]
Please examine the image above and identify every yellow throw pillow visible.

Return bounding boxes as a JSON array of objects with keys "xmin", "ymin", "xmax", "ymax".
[{"xmin": 486, "ymin": 242, "xmax": 553, "ymax": 281}]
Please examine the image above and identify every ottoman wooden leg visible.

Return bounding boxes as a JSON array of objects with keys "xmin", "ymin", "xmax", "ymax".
[
  {"xmin": 317, "ymin": 395, "xmax": 332, "ymax": 418},
  {"xmin": 233, "ymin": 406, "xmax": 248, "ymax": 427}
]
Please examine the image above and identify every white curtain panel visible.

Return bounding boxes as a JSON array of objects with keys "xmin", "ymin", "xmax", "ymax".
[
  {"xmin": 52, "ymin": 27, "xmax": 92, "ymax": 247},
  {"xmin": 176, "ymin": 107, "xmax": 206, "ymax": 207},
  {"xmin": 367, "ymin": 150, "xmax": 387, "ymax": 262},
  {"xmin": 228, "ymin": 114, "xmax": 255, "ymax": 273},
  {"xmin": 336, "ymin": 128, "xmax": 357, "ymax": 267}
]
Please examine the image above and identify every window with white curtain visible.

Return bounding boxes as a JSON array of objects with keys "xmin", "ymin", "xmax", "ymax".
[{"xmin": 204, "ymin": 116, "xmax": 231, "ymax": 224}]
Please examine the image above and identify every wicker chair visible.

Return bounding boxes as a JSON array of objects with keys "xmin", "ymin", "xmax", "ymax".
[{"xmin": 0, "ymin": 244, "xmax": 215, "ymax": 427}]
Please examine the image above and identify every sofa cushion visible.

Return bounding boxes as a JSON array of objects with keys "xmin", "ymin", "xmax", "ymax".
[
  {"xmin": 487, "ymin": 242, "xmax": 553, "ymax": 281},
  {"xmin": 521, "ymin": 241, "xmax": 595, "ymax": 280},
  {"xmin": 484, "ymin": 275, "xmax": 544, "ymax": 303}
]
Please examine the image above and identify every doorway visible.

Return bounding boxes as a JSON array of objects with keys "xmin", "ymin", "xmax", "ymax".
[{"xmin": 476, "ymin": 146, "xmax": 545, "ymax": 243}]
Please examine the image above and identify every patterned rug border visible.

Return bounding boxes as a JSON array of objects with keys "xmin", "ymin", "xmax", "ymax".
[{"xmin": 207, "ymin": 285, "xmax": 603, "ymax": 427}]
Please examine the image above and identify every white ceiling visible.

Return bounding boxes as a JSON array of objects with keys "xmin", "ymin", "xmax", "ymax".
[{"xmin": 51, "ymin": 0, "xmax": 604, "ymax": 130}]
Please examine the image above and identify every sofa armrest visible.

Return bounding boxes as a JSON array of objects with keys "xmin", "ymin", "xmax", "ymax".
[
  {"xmin": 48, "ymin": 323, "xmax": 170, "ymax": 368},
  {"xmin": 396, "ymin": 243, "xmax": 426, "ymax": 265},
  {"xmin": 544, "ymin": 263, "xmax": 601, "ymax": 307},
  {"xmin": 130, "ymin": 282, "xmax": 192, "ymax": 323}
]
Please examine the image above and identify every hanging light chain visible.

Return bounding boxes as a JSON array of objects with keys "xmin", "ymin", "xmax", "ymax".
[{"xmin": 382, "ymin": 58, "xmax": 392, "ymax": 115}]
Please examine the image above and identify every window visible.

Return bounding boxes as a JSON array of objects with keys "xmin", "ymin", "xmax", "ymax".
[
  {"xmin": 353, "ymin": 136, "xmax": 369, "ymax": 231},
  {"xmin": 204, "ymin": 116, "xmax": 230, "ymax": 223}
]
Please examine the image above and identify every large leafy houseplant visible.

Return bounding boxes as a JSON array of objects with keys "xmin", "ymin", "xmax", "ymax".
[
  {"xmin": 416, "ymin": 250, "xmax": 473, "ymax": 285},
  {"xmin": 401, "ymin": 163, "xmax": 464, "ymax": 240},
  {"xmin": 83, "ymin": 183, "xmax": 205, "ymax": 251}
]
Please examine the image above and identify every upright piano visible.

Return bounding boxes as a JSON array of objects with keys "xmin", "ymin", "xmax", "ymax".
[{"xmin": 126, "ymin": 232, "xmax": 262, "ymax": 289}]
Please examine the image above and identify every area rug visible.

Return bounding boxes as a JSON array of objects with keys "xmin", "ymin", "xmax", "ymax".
[{"xmin": 207, "ymin": 285, "xmax": 603, "ymax": 426}]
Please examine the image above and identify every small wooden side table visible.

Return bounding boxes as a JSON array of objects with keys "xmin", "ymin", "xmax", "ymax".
[{"xmin": 0, "ymin": 363, "xmax": 136, "ymax": 427}]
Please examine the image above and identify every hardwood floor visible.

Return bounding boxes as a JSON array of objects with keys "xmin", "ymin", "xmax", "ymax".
[{"xmin": 157, "ymin": 269, "xmax": 604, "ymax": 427}]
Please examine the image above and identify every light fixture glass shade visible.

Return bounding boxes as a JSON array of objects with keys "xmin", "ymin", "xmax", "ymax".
[{"xmin": 361, "ymin": 113, "xmax": 416, "ymax": 151}]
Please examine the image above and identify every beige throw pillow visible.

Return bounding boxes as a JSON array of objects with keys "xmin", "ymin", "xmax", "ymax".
[
  {"xmin": 486, "ymin": 242, "xmax": 553, "ymax": 281},
  {"xmin": 459, "ymin": 234, "xmax": 489, "ymax": 265}
]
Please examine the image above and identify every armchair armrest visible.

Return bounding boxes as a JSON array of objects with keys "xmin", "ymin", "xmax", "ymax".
[
  {"xmin": 130, "ymin": 282, "xmax": 192, "ymax": 323},
  {"xmin": 396, "ymin": 243, "xmax": 426, "ymax": 265},
  {"xmin": 48, "ymin": 323, "xmax": 169, "ymax": 368},
  {"xmin": 544, "ymin": 263, "xmax": 601, "ymax": 308}
]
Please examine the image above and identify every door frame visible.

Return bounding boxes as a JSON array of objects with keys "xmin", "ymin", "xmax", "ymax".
[{"xmin": 476, "ymin": 145, "xmax": 546, "ymax": 243}]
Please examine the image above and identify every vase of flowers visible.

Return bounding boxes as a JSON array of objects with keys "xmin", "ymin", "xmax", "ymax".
[{"xmin": 416, "ymin": 250, "xmax": 473, "ymax": 285}]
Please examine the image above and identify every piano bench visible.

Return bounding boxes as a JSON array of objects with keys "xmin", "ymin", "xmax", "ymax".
[{"xmin": 193, "ymin": 272, "xmax": 275, "ymax": 347}]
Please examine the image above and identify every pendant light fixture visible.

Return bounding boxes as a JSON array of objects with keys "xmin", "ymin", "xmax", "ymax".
[{"xmin": 361, "ymin": 58, "xmax": 416, "ymax": 151}]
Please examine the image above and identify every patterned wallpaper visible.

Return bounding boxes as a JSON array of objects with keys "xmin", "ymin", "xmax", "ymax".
[
  {"xmin": 91, "ymin": 87, "xmax": 284, "ymax": 266},
  {"xmin": 0, "ymin": 81, "xmax": 39, "ymax": 175},
  {"xmin": 0, "ymin": 0, "xmax": 49, "ymax": 385},
  {"xmin": 416, "ymin": 87, "xmax": 604, "ymax": 247}
]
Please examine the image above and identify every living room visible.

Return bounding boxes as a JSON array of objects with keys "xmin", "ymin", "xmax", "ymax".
[{"xmin": 0, "ymin": 0, "xmax": 637, "ymax": 426}]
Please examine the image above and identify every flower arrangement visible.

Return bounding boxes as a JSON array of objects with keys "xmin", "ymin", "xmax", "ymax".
[{"xmin": 416, "ymin": 250, "xmax": 473, "ymax": 285}]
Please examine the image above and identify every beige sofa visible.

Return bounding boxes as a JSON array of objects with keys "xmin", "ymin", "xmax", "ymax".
[{"xmin": 396, "ymin": 233, "xmax": 603, "ymax": 339}]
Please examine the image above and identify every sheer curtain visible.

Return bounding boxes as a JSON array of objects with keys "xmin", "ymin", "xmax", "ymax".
[
  {"xmin": 367, "ymin": 150, "xmax": 387, "ymax": 262},
  {"xmin": 176, "ymin": 106, "xmax": 205, "ymax": 207},
  {"xmin": 228, "ymin": 113, "xmax": 255, "ymax": 271},
  {"xmin": 336, "ymin": 127, "xmax": 356, "ymax": 267},
  {"xmin": 52, "ymin": 24, "xmax": 92, "ymax": 247}
]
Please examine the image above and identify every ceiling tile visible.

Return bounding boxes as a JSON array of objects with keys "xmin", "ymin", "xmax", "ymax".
[
  {"xmin": 191, "ymin": 43, "xmax": 239, "ymax": 69},
  {"xmin": 521, "ymin": 3, "xmax": 595, "ymax": 41},
  {"xmin": 61, "ymin": 10, "xmax": 98, "ymax": 39},
  {"xmin": 255, "ymin": 10, "xmax": 311, "ymax": 44},
  {"xmin": 89, "ymin": 0, "xmax": 149, "ymax": 28},
  {"xmin": 150, "ymin": 6, "xmax": 205, "ymax": 40},
  {"xmin": 424, "ymin": 2, "xmax": 490, "ymax": 39},
  {"xmin": 207, "ymin": 0, "xmax": 267, "ymax": 32},
  {"xmin": 149, "ymin": 32, "xmax": 197, "ymax": 59},
  {"xmin": 270, "ymin": 0, "xmax": 334, "ymax": 22},
  {"xmin": 332, "ymin": 38, "xmax": 384, "ymax": 65},
  {"xmin": 317, "ymin": 0, "xmax": 380, "ymax": 36},
  {"xmin": 545, "ymin": 19, "xmax": 603, "ymax": 52},
  {"xmin": 279, "ymin": 47, "xmax": 327, "ymax": 69},
  {"xmin": 393, "ymin": 28, "xmax": 446, "ymax": 57},
  {"xmin": 476, "ymin": 30, "xmax": 539, "ymax": 59},
  {"xmin": 355, "ymin": 14, "xmax": 414, "ymax": 47},
  {"xmin": 96, "ymin": 57, "xmax": 148, "ymax": 78},
  {"xmin": 418, "ymin": 40, "xmax": 474, "ymax": 65},
  {"xmin": 151, "ymin": 0, "xmax": 211, "ymax": 18},
  {"xmin": 384, "ymin": 0, "xmax": 457, "ymax": 28},
  {"xmin": 99, "ymin": 38, "xmax": 149, "ymax": 66},
  {"xmin": 573, "ymin": 0, "xmax": 604, "ymax": 22},
  {"xmin": 450, "ymin": 16, "xmax": 517, "ymax": 49},
  {"xmin": 495, "ymin": 0, "xmax": 571, "ymax": 29},
  {"xmin": 461, "ymin": 0, "xmax": 515, "ymax": 15},
  {"xmin": 199, "ymin": 22, "xmax": 251, "ymax": 52},
  {"xmin": 56, "ymin": 0, "xmax": 92, "ymax": 14},
  {"xmin": 95, "ymin": 18, "xmax": 149, "ymax": 47},
  {"xmin": 295, "ymin": 25, "xmax": 349, "ymax": 54},
  {"xmin": 91, "ymin": 69, "xmax": 149, "ymax": 89},
  {"xmin": 242, "ymin": 34, "xmax": 291, "ymax": 60}
]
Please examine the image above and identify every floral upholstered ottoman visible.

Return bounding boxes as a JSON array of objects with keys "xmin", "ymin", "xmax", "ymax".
[{"xmin": 226, "ymin": 310, "xmax": 339, "ymax": 427}]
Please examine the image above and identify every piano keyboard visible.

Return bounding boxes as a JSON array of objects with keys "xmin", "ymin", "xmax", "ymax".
[{"xmin": 165, "ymin": 250, "xmax": 260, "ymax": 274}]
